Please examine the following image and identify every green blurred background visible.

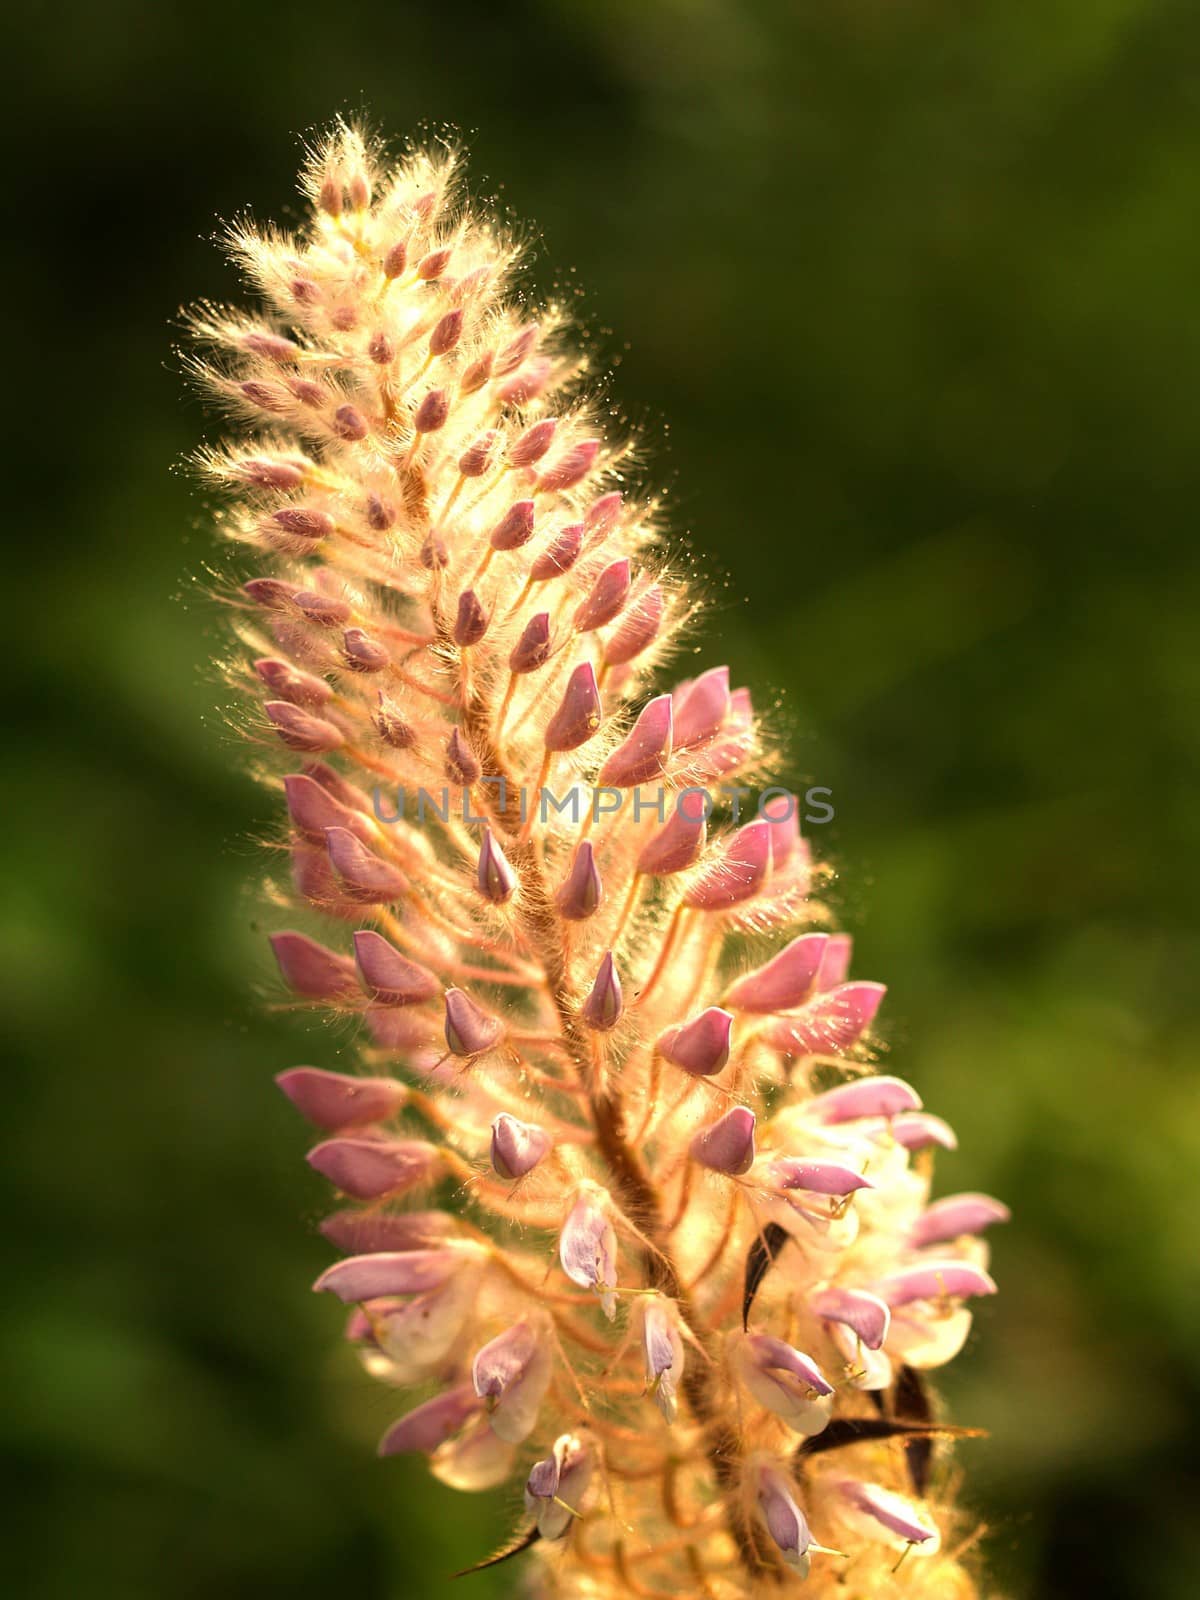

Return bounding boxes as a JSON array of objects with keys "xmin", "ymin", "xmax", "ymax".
[{"xmin": 5, "ymin": 1, "xmax": 1199, "ymax": 1595}]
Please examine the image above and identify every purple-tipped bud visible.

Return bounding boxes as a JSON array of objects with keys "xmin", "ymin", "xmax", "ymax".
[
  {"xmin": 808, "ymin": 1073, "xmax": 921, "ymax": 1124},
  {"xmin": 446, "ymin": 727, "xmax": 481, "ymax": 785},
  {"xmin": 756, "ymin": 1462, "xmax": 815, "ymax": 1575},
  {"xmin": 530, "ymin": 522, "xmax": 585, "ymax": 581},
  {"xmin": 877, "ymin": 1261, "xmax": 998, "ymax": 1307},
  {"xmin": 307, "ymin": 1136, "xmax": 440, "ymax": 1200},
  {"xmin": 254, "ymin": 658, "xmax": 333, "ymax": 708},
  {"xmin": 342, "ymin": 628, "xmax": 390, "ymax": 672},
  {"xmin": 237, "ymin": 455, "xmax": 307, "ymax": 490},
  {"xmin": 637, "ymin": 791, "xmax": 708, "ymax": 876},
  {"xmin": 598, "ymin": 695, "xmax": 673, "ymax": 788},
  {"xmin": 373, "ymin": 699, "xmax": 416, "ymax": 749},
  {"xmin": 490, "ymin": 1113, "xmax": 552, "ymax": 1180},
  {"xmin": 555, "ymin": 841, "xmax": 602, "ymax": 921},
  {"xmin": 239, "ymin": 380, "xmax": 287, "ymax": 412},
  {"xmin": 656, "ymin": 1007, "xmax": 733, "ymax": 1076},
  {"xmin": 539, "ymin": 438, "xmax": 600, "ymax": 493},
  {"xmin": 510, "ymin": 418, "xmax": 557, "ymax": 468},
  {"xmin": 314, "ymin": 1246, "xmax": 463, "ymax": 1302},
  {"xmin": 266, "ymin": 700, "xmax": 344, "ymax": 753},
  {"xmin": 690, "ymin": 1106, "xmax": 756, "ymax": 1175},
  {"xmin": 269, "ymin": 930, "xmax": 359, "ymax": 1000},
  {"xmin": 284, "ymin": 773, "xmax": 372, "ymax": 846},
  {"xmin": 581, "ymin": 951, "xmax": 623, "ymax": 1031},
  {"xmin": 496, "ymin": 322, "xmax": 539, "ymax": 376},
  {"xmin": 584, "ymin": 490, "xmax": 623, "ymax": 539},
  {"xmin": 476, "ymin": 828, "xmax": 517, "ymax": 904},
  {"xmin": 420, "ymin": 530, "xmax": 449, "ymax": 569},
  {"xmin": 835, "ymin": 1480, "xmax": 940, "ymax": 1553},
  {"xmin": 325, "ymin": 826, "xmax": 409, "ymax": 903},
  {"xmin": 366, "ymin": 493, "xmax": 396, "ymax": 531},
  {"xmin": 459, "ymin": 430, "xmax": 499, "ymax": 478},
  {"xmin": 559, "ymin": 1183, "xmax": 618, "ymax": 1318},
  {"xmin": 603, "ymin": 584, "xmax": 664, "ymax": 667},
  {"xmin": 724, "ymin": 934, "xmax": 830, "ymax": 1013},
  {"xmin": 911, "ymin": 1193, "xmax": 1011, "ymax": 1249},
  {"xmin": 417, "ymin": 247, "xmax": 452, "ymax": 281},
  {"xmin": 764, "ymin": 982, "xmax": 887, "ymax": 1056},
  {"xmin": 413, "ymin": 389, "xmax": 449, "ymax": 434},
  {"xmin": 684, "ymin": 820, "xmax": 773, "ymax": 910},
  {"xmin": 352, "ymin": 930, "xmax": 440, "ymax": 1005},
  {"xmin": 444, "ymin": 988, "xmax": 504, "ymax": 1057},
  {"xmin": 459, "ymin": 350, "xmax": 494, "ymax": 394},
  {"xmin": 293, "ymin": 591, "xmax": 351, "ymax": 628},
  {"xmin": 574, "ymin": 558, "xmax": 632, "ymax": 632},
  {"xmin": 471, "ymin": 1317, "xmax": 553, "ymax": 1443},
  {"xmin": 544, "ymin": 662, "xmax": 602, "ymax": 752},
  {"xmin": 333, "ymin": 404, "xmax": 369, "ymax": 441},
  {"xmin": 771, "ymin": 1158, "xmax": 874, "ymax": 1197},
  {"xmin": 509, "ymin": 611, "xmax": 552, "ymax": 674},
  {"xmin": 378, "ymin": 1385, "xmax": 480, "ymax": 1457},
  {"xmin": 382, "ymin": 238, "xmax": 409, "ymax": 278},
  {"xmin": 429, "ymin": 308, "xmax": 464, "ymax": 356},
  {"xmin": 891, "ymin": 1111, "xmax": 958, "ymax": 1151},
  {"xmin": 738, "ymin": 1335, "xmax": 835, "ymax": 1434},
  {"xmin": 368, "ymin": 331, "xmax": 394, "ymax": 365},
  {"xmin": 489, "ymin": 499, "xmax": 536, "ymax": 551},
  {"xmin": 809, "ymin": 1286, "xmax": 891, "ymax": 1350},
  {"xmin": 271, "ymin": 506, "xmax": 335, "ymax": 541},
  {"xmin": 244, "ymin": 577, "xmax": 299, "ymax": 609},
  {"xmin": 276, "ymin": 1066, "xmax": 404, "ymax": 1130},
  {"xmin": 497, "ymin": 356, "xmax": 551, "ymax": 405},
  {"xmin": 452, "ymin": 589, "xmax": 490, "ymax": 647},
  {"xmin": 525, "ymin": 1434, "xmax": 593, "ymax": 1540}
]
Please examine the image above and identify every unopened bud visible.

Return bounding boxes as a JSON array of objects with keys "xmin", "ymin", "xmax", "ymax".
[
  {"xmin": 509, "ymin": 418, "xmax": 557, "ymax": 468},
  {"xmin": 333, "ymin": 404, "xmax": 369, "ymax": 441},
  {"xmin": 574, "ymin": 558, "xmax": 631, "ymax": 632},
  {"xmin": 459, "ymin": 430, "xmax": 499, "ymax": 478},
  {"xmin": 509, "ymin": 611, "xmax": 552, "ymax": 674},
  {"xmin": 544, "ymin": 662, "xmax": 602, "ymax": 752},
  {"xmin": 429, "ymin": 308, "xmax": 464, "ymax": 356},
  {"xmin": 342, "ymin": 628, "xmax": 389, "ymax": 672},
  {"xmin": 581, "ymin": 951, "xmax": 623, "ymax": 1031},
  {"xmin": 489, "ymin": 499, "xmax": 535, "ymax": 551},
  {"xmin": 490, "ymin": 1113, "xmax": 551, "ymax": 1179},
  {"xmin": 269, "ymin": 930, "xmax": 360, "ymax": 1000},
  {"xmin": 539, "ymin": 438, "xmax": 600, "ymax": 493},
  {"xmin": 382, "ymin": 238, "xmax": 409, "ymax": 278},
  {"xmin": 352, "ymin": 930, "xmax": 440, "ymax": 1005},
  {"xmin": 413, "ymin": 389, "xmax": 449, "ymax": 434},
  {"xmin": 555, "ymin": 841, "xmax": 602, "ymax": 921},
  {"xmin": 417, "ymin": 247, "xmax": 452, "ymax": 280},
  {"xmin": 266, "ymin": 700, "xmax": 344, "ymax": 753},
  {"xmin": 444, "ymin": 988, "xmax": 504, "ymax": 1057},
  {"xmin": 254, "ymin": 658, "xmax": 332, "ymax": 708},
  {"xmin": 452, "ymin": 589, "xmax": 489, "ymax": 647},
  {"xmin": 446, "ymin": 727, "xmax": 481, "ymax": 785},
  {"xmin": 604, "ymin": 584, "xmax": 664, "ymax": 666},
  {"xmin": 656, "ymin": 1007, "xmax": 733, "ymax": 1076},
  {"xmin": 476, "ymin": 828, "xmax": 517, "ymax": 904},
  {"xmin": 529, "ymin": 522, "xmax": 584, "ymax": 581}
]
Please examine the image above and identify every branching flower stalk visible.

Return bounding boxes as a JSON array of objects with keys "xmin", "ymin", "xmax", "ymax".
[{"xmin": 188, "ymin": 122, "xmax": 1006, "ymax": 1598}]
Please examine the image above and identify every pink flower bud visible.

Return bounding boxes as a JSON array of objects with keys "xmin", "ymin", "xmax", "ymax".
[
  {"xmin": 244, "ymin": 578, "xmax": 299, "ymax": 609},
  {"xmin": 293, "ymin": 591, "xmax": 351, "ymax": 628},
  {"xmin": 378, "ymin": 1384, "xmax": 480, "ymax": 1457},
  {"xmin": 275, "ymin": 1066, "xmax": 404, "ymax": 1130},
  {"xmin": 271, "ymin": 506, "xmax": 335, "ymax": 541},
  {"xmin": 684, "ymin": 820, "xmax": 773, "ymax": 911},
  {"xmin": 382, "ymin": 238, "xmax": 409, "ymax": 278},
  {"xmin": 413, "ymin": 389, "xmax": 449, "ymax": 434},
  {"xmin": 366, "ymin": 493, "xmax": 395, "ymax": 531},
  {"xmin": 352, "ymin": 930, "xmax": 440, "ymax": 1005},
  {"xmin": 284, "ymin": 774, "xmax": 374, "ymax": 845},
  {"xmin": 559, "ymin": 1183, "xmax": 618, "ymax": 1318},
  {"xmin": 809, "ymin": 1286, "xmax": 891, "ymax": 1350},
  {"xmin": 755, "ymin": 1461, "xmax": 814, "ymax": 1574},
  {"xmin": 325, "ymin": 826, "xmax": 409, "ymax": 903},
  {"xmin": 307, "ymin": 1136, "xmax": 440, "ymax": 1199},
  {"xmin": 764, "ymin": 982, "xmax": 886, "ymax": 1056},
  {"xmin": 656, "ymin": 1007, "xmax": 733, "ymax": 1076},
  {"xmin": 911, "ymin": 1193, "xmax": 1011, "ymax": 1249},
  {"xmin": 771, "ymin": 1158, "xmax": 874, "ymax": 1197},
  {"xmin": 603, "ymin": 584, "xmax": 664, "ymax": 666},
  {"xmin": 636, "ymin": 791, "xmax": 708, "ymax": 876},
  {"xmin": 420, "ymin": 530, "xmax": 449, "ymax": 569},
  {"xmin": 544, "ymin": 662, "xmax": 602, "ymax": 752},
  {"xmin": 581, "ymin": 951, "xmax": 623, "ymax": 1031},
  {"xmin": 529, "ymin": 521, "xmax": 585, "ymax": 581},
  {"xmin": 724, "ymin": 934, "xmax": 830, "ymax": 1013},
  {"xmin": 314, "ymin": 1247, "xmax": 461, "ymax": 1301},
  {"xmin": 333, "ymin": 404, "xmax": 369, "ymax": 441},
  {"xmin": 539, "ymin": 438, "xmax": 600, "ymax": 493},
  {"xmin": 444, "ymin": 988, "xmax": 504, "ymax": 1056},
  {"xmin": 496, "ymin": 322, "xmax": 539, "ymax": 376},
  {"xmin": 459, "ymin": 430, "xmax": 499, "ymax": 478},
  {"xmin": 597, "ymin": 695, "xmax": 672, "ymax": 788},
  {"xmin": 807, "ymin": 1073, "xmax": 920, "ymax": 1124},
  {"xmin": 489, "ymin": 499, "xmax": 535, "ymax": 550},
  {"xmin": 238, "ymin": 455, "xmax": 307, "ymax": 490},
  {"xmin": 876, "ymin": 1261, "xmax": 998, "ymax": 1308},
  {"xmin": 525, "ymin": 1434, "xmax": 593, "ymax": 1540},
  {"xmin": 417, "ymin": 247, "xmax": 452, "ymax": 281},
  {"xmin": 446, "ymin": 727, "xmax": 481, "ymax": 785},
  {"xmin": 490, "ymin": 1113, "xmax": 552, "ymax": 1179},
  {"xmin": 584, "ymin": 490, "xmax": 623, "ymax": 540},
  {"xmin": 368, "ymin": 331, "xmax": 394, "ymax": 365},
  {"xmin": 510, "ymin": 418, "xmax": 557, "ymax": 468},
  {"xmin": 254, "ymin": 658, "xmax": 333, "ymax": 708},
  {"xmin": 476, "ymin": 828, "xmax": 517, "ymax": 904},
  {"xmin": 891, "ymin": 1111, "xmax": 958, "ymax": 1151},
  {"xmin": 834, "ymin": 1480, "xmax": 940, "ymax": 1554},
  {"xmin": 342, "ymin": 628, "xmax": 389, "ymax": 672},
  {"xmin": 574, "ymin": 558, "xmax": 631, "ymax": 632},
  {"xmin": 509, "ymin": 611, "xmax": 552, "ymax": 674},
  {"xmin": 429, "ymin": 308, "xmax": 464, "ymax": 356},
  {"xmin": 815, "ymin": 932, "xmax": 853, "ymax": 989},
  {"xmin": 673, "ymin": 665, "xmax": 730, "ymax": 748},
  {"xmin": 555, "ymin": 841, "xmax": 602, "ymax": 921},
  {"xmin": 319, "ymin": 1209, "xmax": 454, "ymax": 1255},
  {"xmin": 690, "ymin": 1105, "xmax": 756, "ymax": 1174},
  {"xmin": 497, "ymin": 356, "xmax": 551, "ymax": 405},
  {"xmin": 239, "ymin": 380, "xmax": 287, "ymax": 412},
  {"xmin": 269, "ymin": 930, "xmax": 359, "ymax": 1000},
  {"xmin": 459, "ymin": 350, "xmax": 494, "ymax": 394},
  {"xmin": 266, "ymin": 700, "xmax": 344, "ymax": 753},
  {"xmin": 373, "ymin": 699, "xmax": 416, "ymax": 749},
  {"xmin": 471, "ymin": 1316, "xmax": 553, "ymax": 1443}
]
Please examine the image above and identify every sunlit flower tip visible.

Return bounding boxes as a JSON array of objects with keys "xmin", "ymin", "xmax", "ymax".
[
  {"xmin": 265, "ymin": 700, "xmax": 345, "ymax": 753},
  {"xmin": 417, "ymin": 246, "xmax": 452, "ymax": 281},
  {"xmin": 636, "ymin": 797, "xmax": 707, "ymax": 876},
  {"xmin": 771, "ymin": 1158, "xmax": 874, "ymax": 1197},
  {"xmin": 584, "ymin": 490, "xmax": 623, "ymax": 540},
  {"xmin": 598, "ymin": 696, "xmax": 673, "ymax": 788},
  {"xmin": 314, "ymin": 1245, "xmax": 465, "ymax": 1302},
  {"xmin": 275, "ymin": 1066, "xmax": 405, "ymax": 1130},
  {"xmin": 877, "ymin": 1261, "xmax": 998, "ymax": 1308},
  {"xmin": 498, "ymin": 356, "xmax": 552, "ymax": 405},
  {"xmin": 255, "ymin": 658, "xmax": 332, "ymax": 707},
  {"xmin": 243, "ymin": 577, "xmax": 299, "ymax": 609},
  {"xmin": 509, "ymin": 418, "xmax": 558, "ymax": 468},
  {"xmin": 724, "ymin": 933, "xmax": 831, "ymax": 1013},
  {"xmin": 269, "ymin": 930, "xmax": 360, "ymax": 1000},
  {"xmin": 603, "ymin": 583, "xmax": 664, "ymax": 667},
  {"xmin": 325, "ymin": 826, "xmax": 409, "ymax": 902},
  {"xmin": 911, "ymin": 1192, "xmax": 1012, "ymax": 1249},
  {"xmin": 509, "ymin": 611, "xmax": 553, "ymax": 674},
  {"xmin": 458, "ymin": 429, "xmax": 499, "ymax": 478},
  {"xmin": 890, "ymin": 1110, "xmax": 959, "ymax": 1151},
  {"xmin": 306, "ymin": 1135, "xmax": 440, "ymax": 1200},
  {"xmin": 420, "ymin": 529, "xmax": 449, "ymax": 570},
  {"xmin": 755, "ymin": 1462, "xmax": 814, "ymax": 1575},
  {"xmin": 352, "ymin": 929, "xmax": 440, "ymax": 1005},
  {"xmin": 471, "ymin": 1316, "xmax": 554, "ymax": 1442},
  {"xmin": 378, "ymin": 1384, "xmax": 481, "ymax": 1457},
  {"xmin": 413, "ymin": 388, "xmax": 449, "ymax": 434},
  {"xmin": 834, "ymin": 1480, "xmax": 940, "ymax": 1555},
  {"xmin": 815, "ymin": 932, "xmax": 852, "ymax": 989},
  {"xmin": 673, "ymin": 665, "xmax": 731, "ymax": 748},
  {"xmin": 689, "ymin": 1105, "xmax": 757, "ymax": 1174},
  {"xmin": 496, "ymin": 321, "xmax": 540, "ymax": 375},
  {"xmin": 808, "ymin": 1073, "xmax": 922, "ymax": 1125},
  {"xmin": 739, "ymin": 1335, "xmax": 835, "ymax": 1434},
  {"xmin": 318, "ymin": 1208, "xmax": 455, "ymax": 1255},
  {"xmin": 525, "ymin": 1434, "xmax": 593, "ymax": 1540},
  {"xmin": 581, "ymin": 951, "xmax": 623, "ymax": 1031},
  {"xmin": 539, "ymin": 437, "xmax": 601, "ymax": 493},
  {"xmin": 544, "ymin": 661, "xmax": 602, "ymax": 751},
  {"xmin": 476, "ymin": 828, "xmax": 517, "ymax": 904},
  {"xmin": 574, "ymin": 557, "xmax": 632, "ymax": 632},
  {"xmin": 684, "ymin": 820, "xmax": 774, "ymax": 910},
  {"xmin": 559, "ymin": 1184, "xmax": 619, "ymax": 1318},
  {"xmin": 429, "ymin": 307, "xmax": 464, "ymax": 356},
  {"xmin": 555, "ymin": 840, "xmax": 603, "ymax": 921},
  {"xmin": 443, "ymin": 987, "xmax": 505, "ymax": 1057},
  {"xmin": 445, "ymin": 727, "xmax": 482, "ymax": 785},
  {"xmin": 490, "ymin": 1112, "xmax": 552, "ymax": 1179},
  {"xmin": 530, "ymin": 521, "xmax": 585, "ymax": 581},
  {"xmin": 452, "ymin": 588, "xmax": 489, "ymax": 646},
  {"xmin": 764, "ymin": 980, "xmax": 887, "ymax": 1055},
  {"xmin": 657, "ymin": 1007, "xmax": 733, "ymax": 1076},
  {"xmin": 237, "ymin": 454, "xmax": 307, "ymax": 490},
  {"xmin": 638, "ymin": 1297, "xmax": 685, "ymax": 1421},
  {"xmin": 341, "ymin": 628, "xmax": 390, "ymax": 672},
  {"xmin": 808, "ymin": 1286, "xmax": 891, "ymax": 1350},
  {"xmin": 489, "ymin": 499, "xmax": 536, "ymax": 551}
]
